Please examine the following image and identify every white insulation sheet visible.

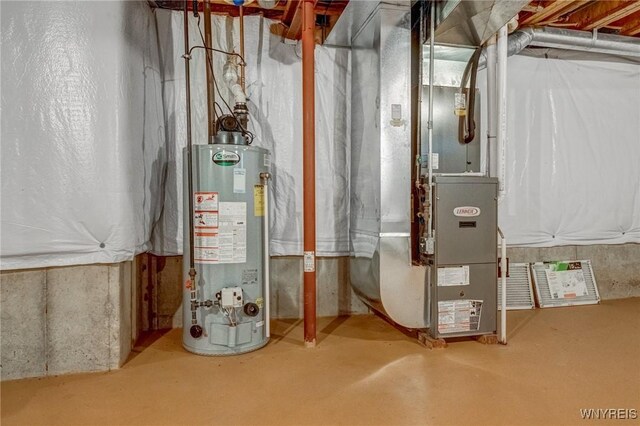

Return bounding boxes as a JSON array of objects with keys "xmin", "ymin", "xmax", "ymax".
[
  {"xmin": 1, "ymin": 1, "xmax": 166, "ymax": 269},
  {"xmin": 152, "ymin": 10, "xmax": 350, "ymax": 257},
  {"xmin": 1, "ymin": 1, "xmax": 638, "ymax": 270},
  {"xmin": 498, "ymin": 55, "xmax": 640, "ymax": 246}
]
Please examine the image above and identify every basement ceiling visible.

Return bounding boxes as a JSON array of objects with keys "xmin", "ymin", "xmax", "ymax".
[
  {"xmin": 520, "ymin": 0, "xmax": 640, "ymax": 36},
  {"xmin": 152, "ymin": 0, "xmax": 349, "ymax": 41},
  {"xmin": 152, "ymin": 1, "xmax": 640, "ymax": 41}
]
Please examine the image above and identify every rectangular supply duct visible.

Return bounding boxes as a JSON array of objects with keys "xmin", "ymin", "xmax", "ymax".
[
  {"xmin": 326, "ymin": 0, "xmax": 526, "ymax": 335},
  {"xmin": 327, "ymin": 1, "xmax": 427, "ymax": 329},
  {"xmin": 434, "ymin": 0, "xmax": 530, "ymax": 46}
]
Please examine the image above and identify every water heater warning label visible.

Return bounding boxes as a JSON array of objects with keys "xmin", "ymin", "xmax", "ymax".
[
  {"xmin": 194, "ymin": 192, "xmax": 218, "ymax": 211},
  {"xmin": 438, "ymin": 300, "xmax": 482, "ymax": 334},
  {"xmin": 193, "ymin": 196, "xmax": 246, "ymax": 264}
]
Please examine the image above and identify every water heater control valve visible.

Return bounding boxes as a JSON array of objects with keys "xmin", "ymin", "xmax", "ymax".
[{"xmin": 221, "ymin": 287, "xmax": 244, "ymax": 308}]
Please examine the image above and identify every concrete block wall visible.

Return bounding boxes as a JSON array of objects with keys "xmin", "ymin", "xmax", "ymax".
[
  {"xmin": 2, "ymin": 243, "xmax": 637, "ymax": 380},
  {"xmin": 141, "ymin": 255, "xmax": 369, "ymax": 330},
  {"xmin": 1, "ymin": 263, "xmax": 134, "ymax": 381}
]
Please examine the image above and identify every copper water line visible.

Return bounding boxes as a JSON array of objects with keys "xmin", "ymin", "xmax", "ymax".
[
  {"xmin": 204, "ymin": 0, "xmax": 215, "ymax": 140},
  {"xmin": 301, "ymin": 0, "xmax": 316, "ymax": 347}
]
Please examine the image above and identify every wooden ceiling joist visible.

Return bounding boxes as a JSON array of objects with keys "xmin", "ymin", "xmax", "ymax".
[
  {"xmin": 520, "ymin": 0, "xmax": 593, "ymax": 26},
  {"xmin": 619, "ymin": 12, "xmax": 640, "ymax": 36},
  {"xmin": 563, "ymin": 0, "xmax": 640, "ymax": 30},
  {"xmin": 522, "ymin": 0, "xmax": 640, "ymax": 38}
]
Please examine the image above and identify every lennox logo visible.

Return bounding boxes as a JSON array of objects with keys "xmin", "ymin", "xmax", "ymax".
[
  {"xmin": 212, "ymin": 151, "xmax": 240, "ymax": 166},
  {"xmin": 453, "ymin": 206, "xmax": 481, "ymax": 217}
]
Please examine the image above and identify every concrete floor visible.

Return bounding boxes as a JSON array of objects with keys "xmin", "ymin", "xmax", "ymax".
[{"xmin": 2, "ymin": 299, "xmax": 639, "ymax": 426}]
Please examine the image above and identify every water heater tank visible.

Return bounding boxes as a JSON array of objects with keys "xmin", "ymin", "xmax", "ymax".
[{"xmin": 182, "ymin": 144, "xmax": 270, "ymax": 355}]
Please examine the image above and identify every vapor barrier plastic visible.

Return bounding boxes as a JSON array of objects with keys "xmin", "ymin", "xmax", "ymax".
[
  {"xmin": 1, "ymin": 1, "xmax": 165, "ymax": 270},
  {"xmin": 152, "ymin": 11, "xmax": 350, "ymax": 257},
  {"xmin": 498, "ymin": 55, "xmax": 640, "ymax": 246}
]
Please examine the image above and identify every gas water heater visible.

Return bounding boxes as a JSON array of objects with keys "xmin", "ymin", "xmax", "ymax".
[{"xmin": 182, "ymin": 141, "xmax": 271, "ymax": 356}]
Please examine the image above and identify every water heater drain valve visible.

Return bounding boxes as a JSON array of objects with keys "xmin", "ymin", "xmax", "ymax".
[{"xmin": 221, "ymin": 286, "xmax": 244, "ymax": 308}]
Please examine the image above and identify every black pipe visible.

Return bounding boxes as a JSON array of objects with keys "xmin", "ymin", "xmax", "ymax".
[
  {"xmin": 458, "ymin": 48, "xmax": 482, "ymax": 144},
  {"xmin": 184, "ymin": 0, "xmax": 199, "ymax": 331}
]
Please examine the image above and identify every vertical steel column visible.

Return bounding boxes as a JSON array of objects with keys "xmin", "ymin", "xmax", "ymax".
[
  {"xmin": 204, "ymin": 0, "xmax": 215, "ymax": 141},
  {"xmin": 302, "ymin": 0, "xmax": 317, "ymax": 347}
]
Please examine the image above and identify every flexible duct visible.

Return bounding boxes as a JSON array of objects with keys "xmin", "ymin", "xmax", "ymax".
[{"xmin": 479, "ymin": 27, "xmax": 640, "ymax": 69}]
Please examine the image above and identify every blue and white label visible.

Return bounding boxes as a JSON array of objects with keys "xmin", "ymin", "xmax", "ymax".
[{"xmin": 233, "ymin": 168, "xmax": 246, "ymax": 194}]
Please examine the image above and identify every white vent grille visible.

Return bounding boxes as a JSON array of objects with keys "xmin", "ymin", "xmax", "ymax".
[
  {"xmin": 497, "ymin": 263, "xmax": 535, "ymax": 310},
  {"xmin": 531, "ymin": 260, "xmax": 600, "ymax": 308}
]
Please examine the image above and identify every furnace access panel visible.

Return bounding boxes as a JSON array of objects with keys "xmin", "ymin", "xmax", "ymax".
[{"xmin": 429, "ymin": 176, "xmax": 498, "ymax": 338}]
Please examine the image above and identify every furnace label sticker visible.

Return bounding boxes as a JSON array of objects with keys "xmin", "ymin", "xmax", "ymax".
[
  {"xmin": 254, "ymin": 185, "xmax": 264, "ymax": 216},
  {"xmin": 233, "ymin": 168, "xmax": 246, "ymax": 194},
  {"xmin": 438, "ymin": 299, "xmax": 482, "ymax": 334},
  {"xmin": 437, "ymin": 265, "xmax": 470, "ymax": 286},
  {"xmin": 217, "ymin": 202, "xmax": 247, "ymax": 264},
  {"xmin": 544, "ymin": 261, "xmax": 588, "ymax": 299},
  {"xmin": 194, "ymin": 212, "xmax": 218, "ymax": 229},
  {"xmin": 194, "ymin": 192, "xmax": 218, "ymax": 211}
]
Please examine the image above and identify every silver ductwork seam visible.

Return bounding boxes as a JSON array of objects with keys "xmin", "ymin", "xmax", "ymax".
[{"xmin": 480, "ymin": 27, "xmax": 640, "ymax": 69}]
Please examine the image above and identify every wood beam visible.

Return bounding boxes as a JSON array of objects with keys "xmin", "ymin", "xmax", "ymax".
[
  {"xmin": 619, "ymin": 14, "xmax": 640, "ymax": 35},
  {"xmin": 281, "ymin": 0, "xmax": 298, "ymax": 26},
  {"xmin": 284, "ymin": 1, "xmax": 303, "ymax": 39},
  {"xmin": 521, "ymin": 0, "xmax": 592, "ymax": 26},
  {"xmin": 565, "ymin": 0, "xmax": 640, "ymax": 30}
]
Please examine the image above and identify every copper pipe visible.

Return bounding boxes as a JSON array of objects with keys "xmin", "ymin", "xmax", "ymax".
[
  {"xmin": 239, "ymin": 5, "xmax": 246, "ymax": 91},
  {"xmin": 301, "ymin": 0, "xmax": 316, "ymax": 347},
  {"xmin": 204, "ymin": 0, "xmax": 215, "ymax": 140}
]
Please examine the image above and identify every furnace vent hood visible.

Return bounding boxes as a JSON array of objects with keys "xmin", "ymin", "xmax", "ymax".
[{"xmin": 433, "ymin": 0, "xmax": 529, "ymax": 46}]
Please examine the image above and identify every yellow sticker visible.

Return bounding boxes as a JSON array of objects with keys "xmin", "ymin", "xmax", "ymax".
[
  {"xmin": 255, "ymin": 297, "xmax": 264, "ymax": 308},
  {"xmin": 254, "ymin": 185, "xmax": 264, "ymax": 216}
]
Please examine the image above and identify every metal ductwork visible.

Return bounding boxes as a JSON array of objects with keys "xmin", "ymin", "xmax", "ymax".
[
  {"xmin": 433, "ymin": 0, "xmax": 530, "ymax": 47},
  {"xmin": 480, "ymin": 27, "xmax": 640, "ymax": 69}
]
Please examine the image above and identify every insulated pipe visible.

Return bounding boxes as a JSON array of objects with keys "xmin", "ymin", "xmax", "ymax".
[
  {"xmin": 204, "ymin": 0, "xmax": 216, "ymax": 141},
  {"xmin": 302, "ymin": 0, "xmax": 317, "ymax": 347},
  {"xmin": 496, "ymin": 25, "xmax": 508, "ymax": 200},
  {"xmin": 528, "ymin": 27, "xmax": 640, "ymax": 57},
  {"xmin": 498, "ymin": 228, "xmax": 507, "ymax": 344},
  {"xmin": 479, "ymin": 27, "xmax": 640, "ymax": 69},
  {"xmin": 486, "ymin": 36, "xmax": 496, "ymax": 177},
  {"xmin": 183, "ymin": 0, "xmax": 199, "ymax": 330},
  {"xmin": 261, "ymin": 173, "xmax": 271, "ymax": 338}
]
